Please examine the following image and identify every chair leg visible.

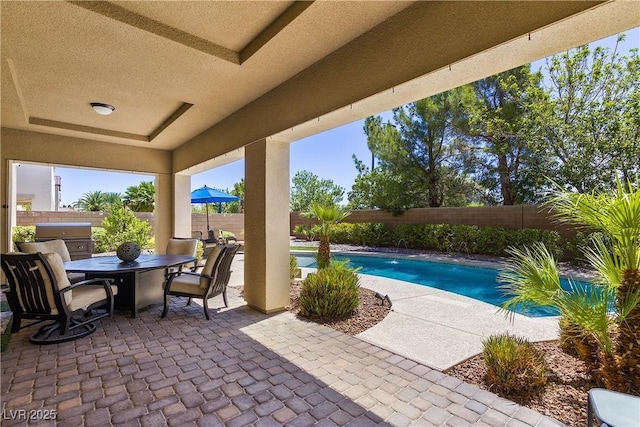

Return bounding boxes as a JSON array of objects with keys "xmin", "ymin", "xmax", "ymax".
[
  {"xmin": 223, "ymin": 291, "xmax": 228, "ymax": 308},
  {"xmin": 10, "ymin": 314, "xmax": 21, "ymax": 333},
  {"xmin": 161, "ymin": 294, "xmax": 170, "ymax": 318},
  {"xmin": 186, "ymin": 297, "xmax": 193, "ymax": 306},
  {"xmin": 203, "ymin": 298, "xmax": 211, "ymax": 320}
]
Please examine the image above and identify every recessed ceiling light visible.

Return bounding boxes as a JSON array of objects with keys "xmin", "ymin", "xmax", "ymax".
[{"xmin": 90, "ymin": 102, "xmax": 115, "ymax": 115}]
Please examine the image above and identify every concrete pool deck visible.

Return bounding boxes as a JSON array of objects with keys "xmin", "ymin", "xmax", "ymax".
[
  {"xmin": 238, "ymin": 249, "xmax": 562, "ymax": 372},
  {"xmin": 352, "ymin": 273, "xmax": 559, "ymax": 371}
]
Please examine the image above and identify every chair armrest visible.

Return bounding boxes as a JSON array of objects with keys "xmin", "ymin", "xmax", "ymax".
[
  {"xmin": 175, "ymin": 271, "xmax": 215, "ymax": 281},
  {"xmin": 64, "ymin": 277, "xmax": 115, "ymax": 291},
  {"xmin": 58, "ymin": 277, "xmax": 116, "ymax": 301}
]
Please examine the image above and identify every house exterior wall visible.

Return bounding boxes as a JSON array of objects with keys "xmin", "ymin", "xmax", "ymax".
[{"xmin": 15, "ymin": 164, "xmax": 56, "ymax": 211}]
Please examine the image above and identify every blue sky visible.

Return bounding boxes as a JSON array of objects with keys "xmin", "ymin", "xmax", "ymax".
[{"xmin": 56, "ymin": 28, "xmax": 638, "ymax": 206}]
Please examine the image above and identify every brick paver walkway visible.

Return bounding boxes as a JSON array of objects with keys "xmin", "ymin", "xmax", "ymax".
[{"xmin": 0, "ymin": 289, "xmax": 563, "ymax": 426}]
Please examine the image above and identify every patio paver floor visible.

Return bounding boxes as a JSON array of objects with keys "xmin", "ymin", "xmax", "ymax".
[{"xmin": 1, "ymin": 288, "xmax": 564, "ymax": 426}]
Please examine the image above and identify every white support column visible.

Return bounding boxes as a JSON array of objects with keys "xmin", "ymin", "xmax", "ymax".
[
  {"xmin": 155, "ymin": 172, "xmax": 191, "ymax": 254},
  {"xmin": 173, "ymin": 173, "xmax": 192, "ymax": 239},
  {"xmin": 244, "ymin": 138, "xmax": 290, "ymax": 313},
  {"xmin": 154, "ymin": 173, "xmax": 173, "ymax": 254}
]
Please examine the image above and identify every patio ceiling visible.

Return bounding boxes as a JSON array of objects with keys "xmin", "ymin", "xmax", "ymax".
[
  {"xmin": 1, "ymin": 1, "xmax": 411, "ymax": 151},
  {"xmin": 1, "ymin": 1, "xmax": 638, "ymax": 174}
]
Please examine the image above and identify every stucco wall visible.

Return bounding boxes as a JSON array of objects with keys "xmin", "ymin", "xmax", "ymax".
[
  {"xmin": 17, "ymin": 206, "xmax": 574, "ymax": 241},
  {"xmin": 290, "ymin": 205, "xmax": 576, "ymax": 238},
  {"xmin": 15, "ymin": 211, "xmax": 245, "ymax": 240}
]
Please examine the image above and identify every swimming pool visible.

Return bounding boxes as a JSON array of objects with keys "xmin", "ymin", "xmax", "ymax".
[{"xmin": 294, "ymin": 253, "xmax": 587, "ymax": 317}]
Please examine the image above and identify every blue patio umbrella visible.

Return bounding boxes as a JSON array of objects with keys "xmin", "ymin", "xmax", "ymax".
[{"xmin": 190, "ymin": 185, "xmax": 239, "ymax": 231}]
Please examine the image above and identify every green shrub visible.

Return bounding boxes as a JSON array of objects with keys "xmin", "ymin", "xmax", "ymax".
[
  {"xmin": 290, "ymin": 255, "xmax": 301, "ymax": 281},
  {"xmin": 330, "ymin": 223, "xmax": 392, "ymax": 247},
  {"xmin": 483, "ymin": 334, "xmax": 548, "ymax": 395},
  {"xmin": 330, "ymin": 223, "xmax": 355, "ymax": 244},
  {"xmin": 513, "ymin": 229, "xmax": 563, "ymax": 259},
  {"xmin": 564, "ymin": 231, "xmax": 612, "ymax": 264},
  {"xmin": 93, "ymin": 206, "xmax": 152, "ymax": 252},
  {"xmin": 294, "ymin": 224, "xmax": 319, "ymax": 241},
  {"xmin": 11, "ymin": 225, "xmax": 35, "ymax": 248},
  {"xmin": 392, "ymin": 224, "xmax": 422, "ymax": 248},
  {"xmin": 196, "ymin": 240, "xmax": 204, "ymax": 260},
  {"xmin": 299, "ymin": 264, "xmax": 360, "ymax": 318}
]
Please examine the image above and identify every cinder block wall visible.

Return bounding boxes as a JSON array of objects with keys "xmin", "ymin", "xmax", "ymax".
[
  {"xmin": 16, "ymin": 212, "xmax": 245, "ymax": 240},
  {"xmin": 18, "ymin": 206, "xmax": 571, "ymax": 241},
  {"xmin": 191, "ymin": 213, "xmax": 245, "ymax": 240},
  {"xmin": 290, "ymin": 205, "xmax": 575, "ymax": 238}
]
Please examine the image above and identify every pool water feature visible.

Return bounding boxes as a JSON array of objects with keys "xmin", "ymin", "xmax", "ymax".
[{"xmin": 295, "ymin": 253, "xmax": 589, "ymax": 317}]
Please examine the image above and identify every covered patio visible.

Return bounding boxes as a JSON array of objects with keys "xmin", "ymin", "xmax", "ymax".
[
  {"xmin": 1, "ymin": 282, "xmax": 560, "ymax": 426},
  {"xmin": 1, "ymin": 1, "xmax": 639, "ymax": 425}
]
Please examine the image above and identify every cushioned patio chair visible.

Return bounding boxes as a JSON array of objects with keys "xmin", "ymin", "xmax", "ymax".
[
  {"xmin": 15, "ymin": 239, "xmax": 87, "ymax": 283},
  {"xmin": 161, "ymin": 244, "xmax": 239, "ymax": 320},
  {"xmin": 165, "ymin": 237, "xmax": 199, "ymax": 273},
  {"xmin": 192, "ymin": 231, "xmax": 217, "ymax": 260},
  {"xmin": 1, "ymin": 252, "xmax": 117, "ymax": 344}
]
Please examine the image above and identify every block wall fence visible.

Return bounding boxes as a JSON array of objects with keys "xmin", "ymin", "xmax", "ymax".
[
  {"xmin": 290, "ymin": 205, "xmax": 576, "ymax": 238},
  {"xmin": 17, "ymin": 205, "xmax": 576, "ymax": 240},
  {"xmin": 15, "ymin": 212, "xmax": 245, "ymax": 240}
]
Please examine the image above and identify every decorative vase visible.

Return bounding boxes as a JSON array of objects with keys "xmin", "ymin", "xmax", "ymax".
[{"xmin": 116, "ymin": 242, "xmax": 141, "ymax": 262}]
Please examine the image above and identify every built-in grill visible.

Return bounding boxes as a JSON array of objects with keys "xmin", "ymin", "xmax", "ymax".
[{"xmin": 35, "ymin": 222, "xmax": 93, "ymax": 260}]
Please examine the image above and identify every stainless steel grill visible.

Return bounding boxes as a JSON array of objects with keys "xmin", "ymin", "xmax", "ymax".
[{"xmin": 35, "ymin": 222, "xmax": 93, "ymax": 260}]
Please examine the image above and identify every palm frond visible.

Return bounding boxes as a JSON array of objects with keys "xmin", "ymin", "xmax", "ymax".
[
  {"xmin": 616, "ymin": 285, "xmax": 640, "ymax": 323},
  {"xmin": 498, "ymin": 243, "xmax": 562, "ymax": 320},
  {"xmin": 582, "ymin": 234, "xmax": 623, "ymax": 289},
  {"xmin": 554, "ymin": 280, "xmax": 614, "ymax": 354}
]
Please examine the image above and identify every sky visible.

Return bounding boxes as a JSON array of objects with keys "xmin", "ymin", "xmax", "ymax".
[{"xmin": 55, "ymin": 28, "xmax": 639, "ymax": 206}]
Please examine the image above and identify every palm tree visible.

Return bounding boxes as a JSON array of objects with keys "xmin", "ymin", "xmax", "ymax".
[
  {"xmin": 124, "ymin": 181, "xmax": 155, "ymax": 212},
  {"xmin": 309, "ymin": 203, "xmax": 350, "ymax": 269},
  {"xmin": 73, "ymin": 190, "xmax": 108, "ymax": 211},
  {"xmin": 103, "ymin": 192, "xmax": 123, "ymax": 207},
  {"xmin": 499, "ymin": 180, "xmax": 640, "ymax": 393}
]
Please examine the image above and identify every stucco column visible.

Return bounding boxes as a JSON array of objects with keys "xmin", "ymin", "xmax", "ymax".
[
  {"xmin": 155, "ymin": 173, "xmax": 191, "ymax": 254},
  {"xmin": 244, "ymin": 138, "xmax": 290, "ymax": 313},
  {"xmin": 154, "ymin": 173, "xmax": 172, "ymax": 253},
  {"xmin": 173, "ymin": 173, "xmax": 192, "ymax": 239}
]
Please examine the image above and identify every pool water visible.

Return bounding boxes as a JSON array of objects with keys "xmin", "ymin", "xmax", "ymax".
[{"xmin": 295, "ymin": 253, "xmax": 588, "ymax": 317}]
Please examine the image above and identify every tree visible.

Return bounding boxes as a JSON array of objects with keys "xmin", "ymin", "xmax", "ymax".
[
  {"xmin": 349, "ymin": 90, "xmax": 484, "ymax": 211},
  {"xmin": 309, "ymin": 203, "xmax": 350, "ymax": 269},
  {"xmin": 290, "ymin": 171, "xmax": 344, "ymax": 212},
  {"xmin": 526, "ymin": 36, "xmax": 640, "ymax": 193},
  {"xmin": 499, "ymin": 181, "xmax": 640, "ymax": 393},
  {"xmin": 220, "ymin": 179, "xmax": 245, "ymax": 213},
  {"xmin": 73, "ymin": 190, "xmax": 109, "ymax": 212},
  {"xmin": 123, "ymin": 181, "xmax": 155, "ymax": 212},
  {"xmin": 455, "ymin": 65, "xmax": 544, "ymax": 205}
]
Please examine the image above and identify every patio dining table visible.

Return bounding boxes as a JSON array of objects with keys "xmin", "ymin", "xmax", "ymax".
[{"xmin": 65, "ymin": 254, "xmax": 196, "ymax": 318}]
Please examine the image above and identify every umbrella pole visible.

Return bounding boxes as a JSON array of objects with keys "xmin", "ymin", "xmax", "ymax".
[{"xmin": 206, "ymin": 203, "xmax": 210, "ymax": 231}]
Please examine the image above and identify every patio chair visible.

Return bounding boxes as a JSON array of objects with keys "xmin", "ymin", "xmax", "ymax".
[
  {"xmin": 15, "ymin": 239, "xmax": 86, "ymax": 284},
  {"xmin": 1, "ymin": 252, "xmax": 117, "ymax": 344},
  {"xmin": 192, "ymin": 231, "xmax": 217, "ymax": 260},
  {"xmin": 165, "ymin": 237, "xmax": 199, "ymax": 273},
  {"xmin": 217, "ymin": 229, "xmax": 244, "ymax": 252},
  {"xmin": 587, "ymin": 388, "xmax": 640, "ymax": 427},
  {"xmin": 161, "ymin": 244, "xmax": 239, "ymax": 320}
]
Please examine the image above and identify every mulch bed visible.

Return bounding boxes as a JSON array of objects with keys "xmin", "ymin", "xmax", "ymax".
[
  {"xmin": 445, "ymin": 341, "xmax": 597, "ymax": 427},
  {"xmin": 287, "ymin": 282, "xmax": 391, "ymax": 336}
]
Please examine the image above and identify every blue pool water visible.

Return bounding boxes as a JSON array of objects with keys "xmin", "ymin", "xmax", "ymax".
[{"xmin": 295, "ymin": 253, "xmax": 589, "ymax": 317}]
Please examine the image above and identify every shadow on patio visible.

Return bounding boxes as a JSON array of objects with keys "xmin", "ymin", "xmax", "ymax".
[{"xmin": 1, "ymin": 288, "xmax": 560, "ymax": 427}]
